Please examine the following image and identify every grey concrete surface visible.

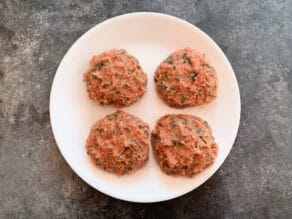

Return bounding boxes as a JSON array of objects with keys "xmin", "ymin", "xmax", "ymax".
[{"xmin": 1, "ymin": 0, "xmax": 291, "ymax": 218}]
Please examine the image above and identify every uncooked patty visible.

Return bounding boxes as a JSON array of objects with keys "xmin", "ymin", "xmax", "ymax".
[
  {"xmin": 154, "ymin": 48, "xmax": 217, "ymax": 108},
  {"xmin": 151, "ymin": 114, "xmax": 218, "ymax": 177},
  {"xmin": 84, "ymin": 49, "xmax": 147, "ymax": 107},
  {"xmin": 86, "ymin": 110, "xmax": 149, "ymax": 175}
]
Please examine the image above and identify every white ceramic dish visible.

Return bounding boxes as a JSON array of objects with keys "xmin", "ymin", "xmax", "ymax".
[{"xmin": 50, "ymin": 12, "xmax": 240, "ymax": 203}]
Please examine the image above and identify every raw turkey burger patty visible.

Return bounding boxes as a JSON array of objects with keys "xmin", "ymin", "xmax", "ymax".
[
  {"xmin": 86, "ymin": 110, "xmax": 149, "ymax": 175},
  {"xmin": 151, "ymin": 114, "xmax": 218, "ymax": 177},
  {"xmin": 154, "ymin": 47, "xmax": 217, "ymax": 108},
  {"xmin": 84, "ymin": 49, "xmax": 147, "ymax": 107}
]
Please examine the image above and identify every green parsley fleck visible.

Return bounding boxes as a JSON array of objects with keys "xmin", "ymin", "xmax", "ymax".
[
  {"xmin": 171, "ymin": 139, "xmax": 182, "ymax": 146},
  {"xmin": 126, "ymin": 164, "xmax": 133, "ymax": 171},
  {"xmin": 203, "ymin": 63, "xmax": 212, "ymax": 68},
  {"xmin": 152, "ymin": 133, "xmax": 161, "ymax": 140},
  {"xmin": 170, "ymin": 119, "xmax": 177, "ymax": 127},
  {"xmin": 199, "ymin": 136, "xmax": 207, "ymax": 143},
  {"xmin": 189, "ymin": 71, "xmax": 198, "ymax": 81},
  {"xmin": 166, "ymin": 55, "xmax": 173, "ymax": 64},
  {"xmin": 161, "ymin": 81, "xmax": 168, "ymax": 90},
  {"xmin": 92, "ymin": 61, "xmax": 104, "ymax": 71},
  {"xmin": 183, "ymin": 53, "xmax": 192, "ymax": 65}
]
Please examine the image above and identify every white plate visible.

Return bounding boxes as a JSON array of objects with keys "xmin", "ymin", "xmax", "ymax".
[{"xmin": 50, "ymin": 12, "xmax": 241, "ymax": 203}]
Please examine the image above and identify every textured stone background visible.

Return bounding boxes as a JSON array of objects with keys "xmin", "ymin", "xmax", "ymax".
[{"xmin": 1, "ymin": 0, "xmax": 291, "ymax": 218}]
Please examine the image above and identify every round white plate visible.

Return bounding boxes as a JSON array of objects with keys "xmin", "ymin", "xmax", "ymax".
[{"xmin": 50, "ymin": 12, "xmax": 240, "ymax": 203}]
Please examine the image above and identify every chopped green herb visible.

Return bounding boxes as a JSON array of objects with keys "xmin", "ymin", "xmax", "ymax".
[
  {"xmin": 126, "ymin": 164, "xmax": 133, "ymax": 171},
  {"xmin": 203, "ymin": 121, "xmax": 209, "ymax": 128},
  {"xmin": 183, "ymin": 53, "xmax": 192, "ymax": 65},
  {"xmin": 189, "ymin": 71, "xmax": 198, "ymax": 81},
  {"xmin": 159, "ymin": 74, "xmax": 168, "ymax": 89},
  {"xmin": 166, "ymin": 55, "xmax": 173, "ymax": 64},
  {"xmin": 169, "ymin": 87, "xmax": 178, "ymax": 93},
  {"xmin": 139, "ymin": 125, "xmax": 148, "ymax": 135},
  {"xmin": 203, "ymin": 63, "xmax": 212, "ymax": 68},
  {"xmin": 161, "ymin": 81, "xmax": 168, "ymax": 90},
  {"xmin": 163, "ymin": 161, "xmax": 169, "ymax": 168},
  {"xmin": 92, "ymin": 61, "xmax": 104, "ymax": 71},
  {"xmin": 196, "ymin": 129, "xmax": 202, "ymax": 135},
  {"xmin": 170, "ymin": 119, "xmax": 177, "ymax": 127},
  {"xmin": 199, "ymin": 136, "xmax": 207, "ymax": 143},
  {"xmin": 171, "ymin": 139, "xmax": 182, "ymax": 146},
  {"xmin": 152, "ymin": 133, "xmax": 161, "ymax": 140},
  {"xmin": 162, "ymin": 74, "xmax": 168, "ymax": 80},
  {"xmin": 206, "ymin": 155, "xmax": 212, "ymax": 162},
  {"xmin": 207, "ymin": 91, "xmax": 212, "ymax": 96}
]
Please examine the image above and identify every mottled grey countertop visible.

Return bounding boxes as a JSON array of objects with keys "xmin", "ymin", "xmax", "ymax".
[{"xmin": 1, "ymin": 0, "xmax": 291, "ymax": 218}]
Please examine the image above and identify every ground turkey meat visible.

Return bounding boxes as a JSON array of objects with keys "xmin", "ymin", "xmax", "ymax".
[
  {"xmin": 151, "ymin": 114, "xmax": 218, "ymax": 177},
  {"xmin": 86, "ymin": 110, "xmax": 149, "ymax": 175},
  {"xmin": 84, "ymin": 49, "xmax": 147, "ymax": 107},
  {"xmin": 154, "ymin": 48, "xmax": 217, "ymax": 108}
]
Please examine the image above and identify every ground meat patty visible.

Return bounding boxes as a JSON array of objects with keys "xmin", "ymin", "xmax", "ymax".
[
  {"xmin": 154, "ymin": 48, "xmax": 217, "ymax": 108},
  {"xmin": 151, "ymin": 114, "xmax": 218, "ymax": 177},
  {"xmin": 84, "ymin": 49, "xmax": 147, "ymax": 107},
  {"xmin": 86, "ymin": 110, "xmax": 149, "ymax": 175}
]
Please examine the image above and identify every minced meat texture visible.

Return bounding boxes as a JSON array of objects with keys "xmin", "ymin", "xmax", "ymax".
[
  {"xmin": 86, "ymin": 110, "xmax": 149, "ymax": 175},
  {"xmin": 84, "ymin": 49, "xmax": 147, "ymax": 107},
  {"xmin": 154, "ymin": 47, "xmax": 217, "ymax": 108},
  {"xmin": 151, "ymin": 114, "xmax": 218, "ymax": 177}
]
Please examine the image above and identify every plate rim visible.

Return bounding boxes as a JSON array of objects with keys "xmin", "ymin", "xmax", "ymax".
[{"xmin": 49, "ymin": 12, "xmax": 241, "ymax": 203}]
